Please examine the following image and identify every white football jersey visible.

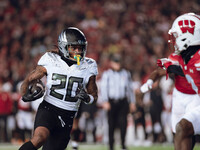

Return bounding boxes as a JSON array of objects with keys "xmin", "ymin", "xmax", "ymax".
[{"xmin": 38, "ymin": 52, "xmax": 98, "ymax": 111}]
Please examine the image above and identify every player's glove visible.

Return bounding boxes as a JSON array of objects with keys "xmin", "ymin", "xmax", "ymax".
[
  {"xmin": 157, "ymin": 58, "xmax": 172, "ymax": 70},
  {"xmin": 140, "ymin": 79, "xmax": 153, "ymax": 93},
  {"xmin": 75, "ymin": 84, "xmax": 94, "ymax": 104},
  {"xmin": 22, "ymin": 80, "xmax": 45, "ymax": 102}
]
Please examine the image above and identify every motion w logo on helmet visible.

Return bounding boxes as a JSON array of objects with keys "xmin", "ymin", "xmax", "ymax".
[{"xmin": 178, "ymin": 20, "xmax": 195, "ymax": 34}]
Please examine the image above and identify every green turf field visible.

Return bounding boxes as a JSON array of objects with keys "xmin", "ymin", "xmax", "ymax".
[
  {"xmin": 0, "ymin": 144, "xmax": 200, "ymax": 150},
  {"xmin": 1, "ymin": 143, "xmax": 200, "ymax": 150}
]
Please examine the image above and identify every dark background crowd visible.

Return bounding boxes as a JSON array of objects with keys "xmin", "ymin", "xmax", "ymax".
[{"xmin": 0, "ymin": 0, "xmax": 200, "ymax": 146}]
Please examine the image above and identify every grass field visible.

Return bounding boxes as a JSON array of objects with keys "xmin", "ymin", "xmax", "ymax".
[{"xmin": 1, "ymin": 143, "xmax": 200, "ymax": 150}]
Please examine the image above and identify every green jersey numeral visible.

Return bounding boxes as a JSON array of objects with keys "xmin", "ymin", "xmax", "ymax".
[{"xmin": 50, "ymin": 73, "xmax": 83, "ymax": 102}]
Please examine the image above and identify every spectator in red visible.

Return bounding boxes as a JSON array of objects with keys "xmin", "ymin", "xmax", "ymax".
[{"xmin": 0, "ymin": 82, "xmax": 13, "ymax": 142}]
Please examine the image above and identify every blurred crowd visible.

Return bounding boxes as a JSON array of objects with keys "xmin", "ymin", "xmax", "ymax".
[{"xmin": 0, "ymin": 0, "xmax": 200, "ymax": 146}]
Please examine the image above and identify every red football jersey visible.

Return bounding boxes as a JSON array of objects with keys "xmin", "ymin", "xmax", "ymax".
[
  {"xmin": 168, "ymin": 53, "xmax": 196, "ymax": 94},
  {"xmin": 0, "ymin": 92, "xmax": 13, "ymax": 115},
  {"xmin": 172, "ymin": 49, "xmax": 200, "ymax": 94}
]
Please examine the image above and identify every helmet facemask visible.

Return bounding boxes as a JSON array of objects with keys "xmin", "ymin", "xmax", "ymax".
[
  {"xmin": 168, "ymin": 31, "xmax": 178, "ymax": 54},
  {"xmin": 66, "ymin": 44, "xmax": 86, "ymax": 63}
]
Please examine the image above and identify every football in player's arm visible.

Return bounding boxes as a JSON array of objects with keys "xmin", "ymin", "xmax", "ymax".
[{"xmin": 19, "ymin": 27, "xmax": 98, "ymax": 150}]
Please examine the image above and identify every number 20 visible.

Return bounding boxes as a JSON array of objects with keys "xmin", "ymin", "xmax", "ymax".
[{"xmin": 50, "ymin": 73, "xmax": 83, "ymax": 102}]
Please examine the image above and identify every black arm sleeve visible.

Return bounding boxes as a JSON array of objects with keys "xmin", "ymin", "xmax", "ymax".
[{"xmin": 167, "ymin": 65, "xmax": 185, "ymax": 77}]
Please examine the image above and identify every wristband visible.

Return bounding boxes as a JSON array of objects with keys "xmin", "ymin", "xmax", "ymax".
[
  {"xmin": 146, "ymin": 79, "xmax": 153, "ymax": 86},
  {"xmin": 140, "ymin": 79, "xmax": 154, "ymax": 93},
  {"xmin": 87, "ymin": 94, "xmax": 94, "ymax": 104}
]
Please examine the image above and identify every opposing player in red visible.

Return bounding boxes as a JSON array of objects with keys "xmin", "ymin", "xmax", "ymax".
[
  {"xmin": 163, "ymin": 13, "xmax": 200, "ymax": 150},
  {"xmin": 141, "ymin": 13, "xmax": 200, "ymax": 150},
  {"xmin": 141, "ymin": 53, "xmax": 198, "ymax": 148}
]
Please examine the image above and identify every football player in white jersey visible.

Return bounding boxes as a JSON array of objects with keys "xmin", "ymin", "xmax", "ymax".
[{"xmin": 19, "ymin": 27, "xmax": 98, "ymax": 150}]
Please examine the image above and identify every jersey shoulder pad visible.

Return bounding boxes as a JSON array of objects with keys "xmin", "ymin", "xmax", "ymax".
[
  {"xmin": 84, "ymin": 57, "xmax": 96, "ymax": 64},
  {"xmin": 38, "ymin": 52, "xmax": 60, "ymax": 66},
  {"xmin": 168, "ymin": 53, "xmax": 180, "ymax": 65},
  {"xmin": 83, "ymin": 57, "xmax": 98, "ymax": 75},
  {"xmin": 83, "ymin": 57, "xmax": 97, "ymax": 67},
  {"xmin": 168, "ymin": 53, "xmax": 180, "ymax": 61}
]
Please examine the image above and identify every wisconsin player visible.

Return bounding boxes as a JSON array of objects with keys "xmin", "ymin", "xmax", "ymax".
[
  {"xmin": 159, "ymin": 13, "xmax": 200, "ymax": 150},
  {"xmin": 19, "ymin": 27, "xmax": 98, "ymax": 150},
  {"xmin": 140, "ymin": 53, "xmax": 198, "ymax": 149}
]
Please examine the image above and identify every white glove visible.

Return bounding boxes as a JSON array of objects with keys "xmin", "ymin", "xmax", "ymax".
[{"xmin": 140, "ymin": 79, "xmax": 153, "ymax": 93}]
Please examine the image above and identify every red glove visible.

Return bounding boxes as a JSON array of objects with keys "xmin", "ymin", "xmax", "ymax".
[
  {"xmin": 157, "ymin": 58, "xmax": 172, "ymax": 70},
  {"xmin": 157, "ymin": 58, "xmax": 173, "ymax": 80}
]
